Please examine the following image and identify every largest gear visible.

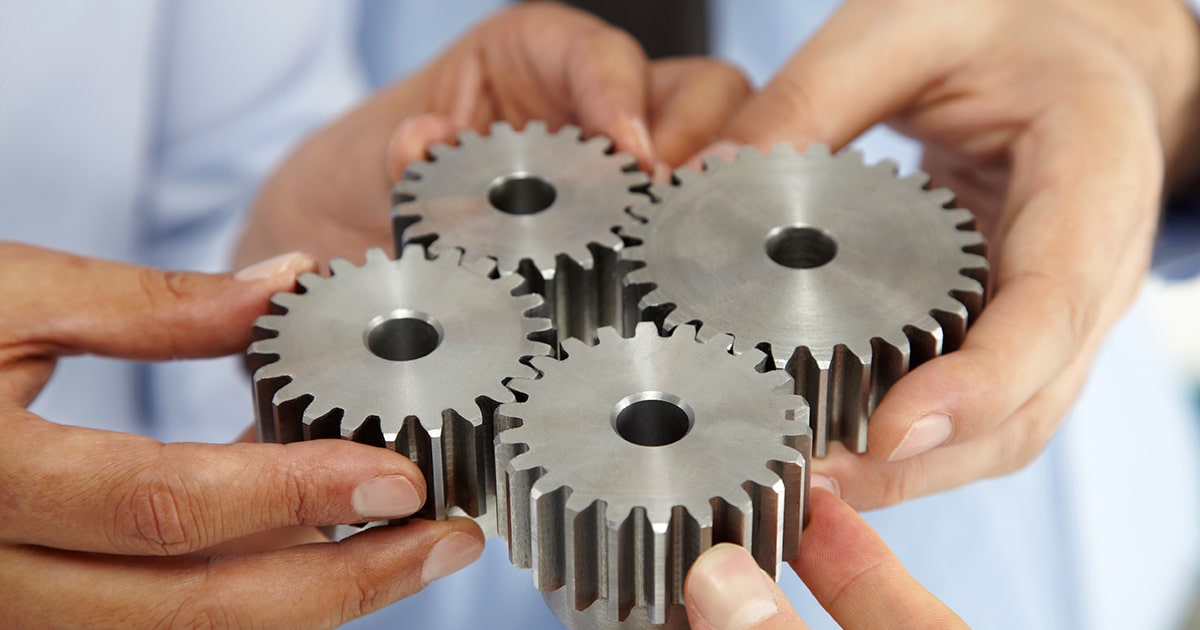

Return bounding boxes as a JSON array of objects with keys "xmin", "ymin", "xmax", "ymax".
[
  {"xmin": 625, "ymin": 145, "xmax": 988, "ymax": 457},
  {"xmin": 249, "ymin": 247, "xmax": 552, "ymax": 521},
  {"xmin": 496, "ymin": 323, "xmax": 811, "ymax": 629}
]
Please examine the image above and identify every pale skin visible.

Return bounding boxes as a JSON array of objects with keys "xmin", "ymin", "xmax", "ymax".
[{"xmin": 7, "ymin": 0, "xmax": 1200, "ymax": 625}]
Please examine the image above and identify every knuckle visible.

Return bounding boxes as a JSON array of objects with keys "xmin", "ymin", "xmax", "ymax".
[{"xmin": 113, "ymin": 461, "xmax": 207, "ymax": 555}]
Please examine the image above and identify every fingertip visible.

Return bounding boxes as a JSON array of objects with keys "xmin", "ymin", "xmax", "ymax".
[
  {"xmin": 420, "ymin": 527, "xmax": 485, "ymax": 585},
  {"xmin": 810, "ymin": 473, "xmax": 841, "ymax": 498},
  {"xmin": 686, "ymin": 544, "xmax": 780, "ymax": 630},
  {"xmin": 234, "ymin": 251, "xmax": 317, "ymax": 285},
  {"xmin": 385, "ymin": 113, "xmax": 459, "ymax": 181}
]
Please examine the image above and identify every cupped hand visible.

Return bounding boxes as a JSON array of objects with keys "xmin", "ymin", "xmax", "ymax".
[
  {"xmin": 235, "ymin": 2, "xmax": 751, "ymax": 267},
  {"xmin": 706, "ymin": 0, "xmax": 1200, "ymax": 508},
  {"xmin": 684, "ymin": 489, "xmax": 965, "ymax": 629},
  {"xmin": 0, "ymin": 243, "xmax": 484, "ymax": 628}
]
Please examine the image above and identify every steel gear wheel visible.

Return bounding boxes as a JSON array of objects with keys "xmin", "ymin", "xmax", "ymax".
[
  {"xmin": 495, "ymin": 323, "xmax": 811, "ymax": 629},
  {"xmin": 393, "ymin": 120, "xmax": 649, "ymax": 345},
  {"xmin": 624, "ymin": 145, "xmax": 988, "ymax": 457},
  {"xmin": 248, "ymin": 247, "xmax": 552, "ymax": 521}
]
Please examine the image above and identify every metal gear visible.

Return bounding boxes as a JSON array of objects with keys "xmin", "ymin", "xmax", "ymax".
[
  {"xmin": 393, "ymin": 120, "xmax": 649, "ymax": 345},
  {"xmin": 248, "ymin": 247, "xmax": 552, "ymax": 521},
  {"xmin": 624, "ymin": 145, "xmax": 988, "ymax": 457},
  {"xmin": 495, "ymin": 323, "xmax": 811, "ymax": 629}
]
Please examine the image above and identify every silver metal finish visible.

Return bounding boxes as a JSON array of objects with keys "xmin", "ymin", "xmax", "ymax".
[
  {"xmin": 496, "ymin": 324, "xmax": 811, "ymax": 629},
  {"xmin": 393, "ymin": 121, "xmax": 649, "ymax": 344},
  {"xmin": 625, "ymin": 145, "xmax": 988, "ymax": 457},
  {"xmin": 249, "ymin": 247, "xmax": 552, "ymax": 520}
]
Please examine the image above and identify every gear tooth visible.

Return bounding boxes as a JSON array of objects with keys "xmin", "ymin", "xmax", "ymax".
[
  {"xmin": 872, "ymin": 158, "xmax": 901, "ymax": 175},
  {"xmin": 648, "ymin": 182, "xmax": 675, "ymax": 203},
  {"xmin": 736, "ymin": 145, "xmax": 763, "ymax": 161},
  {"xmin": 903, "ymin": 170, "xmax": 932, "ymax": 188},
  {"xmin": 396, "ymin": 242, "xmax": 428, "ymax": 261},
  {"xmin": 839, "ymin": 148, "xmax": 867, "ymax": 166},
  {"xmin": 456, "ymin": 128, "xmax": 482, "ymax": 145},
  {"xmin": 553, "ymin": 122, "xmax": 581, "ymax": 140},
  {"xmin": 489, "ymin": 119, "xmax": 516, "ymax": 137},
  {"xmin": 294, "ymin": 271, "xmax": 323, "ymax": 291},
  {"xmin": 672, "ymin": 165, "xmax": 702, "ymax": 183},
  {"xmin": 327, "ymin": 257, "xmax": 356, "ymax": 276},
  {"xmin": 806, "ymin": 143, "xmax": 832, "ymax": 157},
  {"xmin": 583, "ymin": 134, "xmax": 613, "ymax": 153},
  {"xmin": 560, "ymin": 336, "xmax": 592, "ymax": 356},
  {"xmin": 622, "ymin": 266, "xmax": 654, "ymax": 288},
  {"xmin": 426, "ymin": 141, "xmax": 456, "ymax": 160},
  {"xmin": 943, "ymin": 208, "xmax": 977, "ymax": 229},
  {"xmin": 623, "ymin": 168, "xmax": 651, "ymax": 188},
  {"xmin": 566, "ymin": 245, "xmax": 596, "ymax": 270},
  {"xmin": 364, "ymin": 247, "xmax": 390, "ymax": 264},
  {"xmin": 527, "ymin": 355, "xmax": 559, "ymax": 375},
  {"xmin": 402, "ymin": 160, "xmax": 432, "ymax": 181},
  {"xmin": 658, "ymin": 307, "xmax": 689, "ymax": 332},
  {"xmin": 927, "ymin": 187, "xmax": 957, "ymax": 207},
  {"xmin": 691, "ymin": 324, "xmax": 724, "ymax": 346},
  {"xmin": 523, "ymin": 119, "xmax": 549, "ymax": 136},
  {"xmin": 628, "ymin": 320, "xmax": 658, "ymax": 340},
  {"xmin": 701, "ymin": 154, "xmax": 729, "ymax": 171},
  {"xmin": 253, "ymin": 313, "xmax": 288, "ymax": 333},
  {"xmin": 271, "ymin": 380, "xmax": 307, "ymax": 406},
  {"xmin": 595, "ymin": 326, "xmax": 624, "ymax": 346},
  {"xmin": 770, "ymin": 141, "xmax": 796, "ymax": 156}
]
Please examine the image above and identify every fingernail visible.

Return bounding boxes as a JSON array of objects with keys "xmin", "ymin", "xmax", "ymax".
[
  {"xmin": 626, "ymin": 117, "xmax": 655, "ymax": 163},
  {"xmin": 235, "ymin": 251, "xmax": 310, "ymax": 282},
  {"xmin": 421, "ymin": 532, "xmax": 484, "ymax": 585},
  {"xmin": 687, "ymin": 140, "xmax": 741, "ymax": 170},
  {"xmin": 688, "ymin": 544, "xmax": 778, "ymax": 630},
  {"xmin": 888, "ymin": 413, "xmax": 953, "ymax": 461},
  {"xmin": 811, "ymin": 473, "xmax": 840, "ymax": 497},
  {"xmin": 351, "ymin": 475, "xmax": 423, "ymax": 519}
]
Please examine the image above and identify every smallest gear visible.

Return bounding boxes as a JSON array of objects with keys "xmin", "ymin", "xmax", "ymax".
[
  {"xmin": 248, "ymin": 247, "xmax": 552, "ymax": 521},
  {"xmin": 393, "ymin": 121, "xmax": 650, "ymax": 347}
]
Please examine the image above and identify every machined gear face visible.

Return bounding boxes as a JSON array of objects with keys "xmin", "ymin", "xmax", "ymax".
[
  {"xmin": 625, "ymin": 145, "xmax": 988, "ymax": 457},
  {"xmin": 495, "ymin": 323, "xmax": 811, "ymax": 629},
  {"xmin": 249, "ymin": 247, "xmax": 552, "ymax": 521},
  {"xmin": 393, "ymin": 121, "xmax": 649, "ymax": 345}
]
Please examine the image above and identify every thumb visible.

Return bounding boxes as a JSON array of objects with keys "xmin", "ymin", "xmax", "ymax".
[
  {"xmin": 0, "ymin": 242, "xmax": 316, "ymax": 360},
  {"xmin": 685, "ymin": 543, "xmax": 808, "ymax": 630}
]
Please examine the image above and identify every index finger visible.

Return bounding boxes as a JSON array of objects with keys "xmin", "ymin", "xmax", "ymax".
[{"xmin": 793, "ymin": 490, "xmax": 966, "ymax": 628}]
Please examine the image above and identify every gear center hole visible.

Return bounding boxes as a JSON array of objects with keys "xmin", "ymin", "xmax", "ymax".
[
  {"xmin": 765, "ymin": 225, "xmax": 837, "ymax": 269},
  {"xmin": 365, "ymin": 310, "xmax": 444, "ymax": 362},
  {"xmin": 488, "ymin": 173, "xmax": 557, "ymax": 215},
  {"xmin": 612, "ymin": 393, "xmax": 694, "ymax": 447}
]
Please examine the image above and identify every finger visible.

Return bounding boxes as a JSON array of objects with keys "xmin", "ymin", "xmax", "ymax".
[
  {"xmin": 0, "ymin": 407, "xmax": 428, "ymax": 555},
  {"xmin": 385, "ymin": 113, "xmax": 460, "ymax": 182},
  {"xmin": 716, "ymin": 2, "xmax": 981, "ymax": 150},
  {"xmin": 866, "ymin": 78, "xmax": 1161, "ymax": 461},
  {"xmin": 552, "ymin": 9, "xmax": 655, "ymax": 167},
  {"xmin": 0, "ymin": 518, "xmax": 484, "ymax": 629},
  {"xmin": 793, "ymin": 489, "xmax": 966, "ymax": 628},
  {"xmin": 648, "ymin": 58, "xmax": 752, "ymax": 167},
  {"xmin": 815, "ymin": 345, "xmax": 1096, "ymax": 509},
  {"xmin": 685, "ymin": 543, "xmax": 808, "ymax": 630},
  {"xmin": 0, "ymin": 242, "xmax": 315, "ymax": 361}
]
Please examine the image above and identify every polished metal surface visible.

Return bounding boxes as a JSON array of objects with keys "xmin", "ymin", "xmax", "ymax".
[
  {"xmin": 496, "ymin": 324, "xmax": 811, "ymax": 629},
  {"xmin": 249, "ymin": 246, "xmax": 551, "ymax": 520},
  {"xmin": 393, "ymin": 121, "xmax": 649, "ymax": 344},
  {"xmin": 625, "ymin": 145, "xmax": 988, "ymax": 457}
]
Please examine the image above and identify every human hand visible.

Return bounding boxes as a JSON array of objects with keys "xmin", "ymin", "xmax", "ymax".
[
  {"xmin": 704, "ymin": 0, "xmax": 1200, "ymax": 508},
  {"xmin": 235, "ymin": 2, "xmax": 750, "ymax": 267},
  {"xmin": 684, "ymin": 489, "xmax": 965, "ymax": 629},
  {"xmin": 0, "ymin": 243, "xmax": 484, "ymax": 628}
]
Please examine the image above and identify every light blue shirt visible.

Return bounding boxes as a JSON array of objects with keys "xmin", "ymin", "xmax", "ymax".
[{"xmin": 2, "ymin": 2, "xmax": 1196, "ymax": 628}]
